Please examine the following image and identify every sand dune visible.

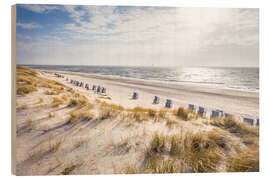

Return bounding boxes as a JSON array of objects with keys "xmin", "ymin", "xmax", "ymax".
[{"xmin": 15, "ymin": 66, "xmax": 259, "ymax": 175}]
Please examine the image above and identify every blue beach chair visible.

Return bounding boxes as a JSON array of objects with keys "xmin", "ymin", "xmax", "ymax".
[
  {"xmin": 132, "ymin": 92, "xmax": 138, "ymax": 99},
  {"xmin": 224, "ymin": 113, "xmax": 233, "ymax": 118},
  {"xmin": 97, "ymin": 86, "xmax": 101, "ymax": 93},
  {"xmin": 153, "ymin": 96, "xmax": 159, "ymax": 104},
  {"xmin": 85, "ymin": 83, "xmax": 89, "ymax": 90},
  {"xmin": 101, "ymin": 87, "xmax": 106, "ymax": 94},
  {"xmin": 80, "ymin": 82, "xmax": 83, "ymax": 87},
  {"xmin": 197, "ymin": 106, "xmax": 205, "ymax": 116},
  {"xmin": 243, "ymin": 118, "xmax": 254, "ymax": 126},
  {"xmin": 215, "ymin": 109, "xmax": 224, "ymax": 117},
  {"xmin": 211, "ymin": 110, "xmax": 219, "ymax": 119},
  {"xmin": 165, "ymin": 99, "xmax": 172, "ymax": 108},
  {"xmin": 188, "ymin": 104, "xmax": 195, "ymax": 111}
]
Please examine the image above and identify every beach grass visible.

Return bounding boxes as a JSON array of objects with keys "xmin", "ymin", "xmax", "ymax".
[{"xmin": 15, "ymin": 66, "xmax": 259, "ymax": 175}]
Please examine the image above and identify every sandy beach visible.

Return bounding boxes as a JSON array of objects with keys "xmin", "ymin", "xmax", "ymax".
[
  {"xmin": 15, "ymin": 66, "xmax": 259, "ymax": 175},
  {"xmin": 42, "ymin": 69, "xmax": 259, "ymax": 120}
]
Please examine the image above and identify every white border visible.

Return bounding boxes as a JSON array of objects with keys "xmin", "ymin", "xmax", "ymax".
[{"xmin": 1, "ymin": 0, "xmax": 269, "ymax": 179}]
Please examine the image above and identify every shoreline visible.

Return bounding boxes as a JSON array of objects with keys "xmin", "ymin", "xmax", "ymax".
[
  {"xmin": 38, "ymin": 68, "xmax": 259, "ymax": 94},
  {"xmin": 40, "ymin": 68, "xmax": 259, "ymax": 120}
]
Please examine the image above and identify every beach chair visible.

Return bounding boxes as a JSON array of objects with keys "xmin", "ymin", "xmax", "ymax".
[
  {"xmin": 153, "ymin": 96, "xmax": 159, "ymax": 104},
  {"xmin": 92, "ymin": 85, "xmax": 96, "ymax": 91},
  {"xmin": 70, "ymin": 79, "xmax": 73, "ymax": 84},
  {"xmin": 256, "ymin": 118, "xmax": 259, "ymax": 126},
  {"xmin": 224, "ymin": 113, "xmax": 233, "ymax": 118},
  {"xmin": 132, "ymin": 92, "xmax": 138, "ymax": 99},
  {"xmin": 165, "ymin": 99, "xmax": 172, "ymax": 108},
  {"xmin": 243, "ymin": 118, "xmax": 254, "ymax": 125},
  {"xmin": 216, "ymin": 109, "xmax": 224, "ymax": 117},
  {"xmin": 188, "ymin": 104, "xmax": 195, "ymax": 111},
  {"xmin": 79, "ymin": 82, "xmax": 83, "ymax": 87},
  {"xmin": 97, "ymin": 86, "xmax": 101, "ymax": 93},
  {"xmin": 197, "ymin": 106, "xmax": 205, "ymax": 116},
  {"xmin": 85, "ymin": 84, "xmax": 89, "ymax": 90},
  {"xmin": 101, "ymin": 87, "xmax": 106, "ymax": 94},
  {"xmin": 211, "ymin": 110, "xmax": 219, "ymax": 119}
]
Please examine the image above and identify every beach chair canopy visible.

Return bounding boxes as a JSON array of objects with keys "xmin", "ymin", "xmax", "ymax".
[
  {"xmin": 243, "ymin": 118, "xmax": 254, "ymax": 126},
  {"xmin": 165, "ymin": 99, "xmax": 172, "ymax": 108}
]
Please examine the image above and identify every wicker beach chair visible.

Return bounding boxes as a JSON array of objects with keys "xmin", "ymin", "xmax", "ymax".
[
  {"xmin": 85, "ymin": 83, "xmax": 89, "ymax": 90},
  {"xmin": 224, "ymin": 113, "xmax": 233, "ymax": 118},
  {"xmin": 211, "ymin": 110, "xmax": 219, "ymax": 119},
  {"xmin": 79, "ymin": 82, "xmax": 83, "ymax": 87},
  {"xmin": 198, "ymin": 106, "xmax": 205, "ymax": 116},
  {"xmin": 97, "ymin": 86, "xmax": 101, "ymax": 93},
  {"xmin": 188, "ymin": 104, "xmax": 195, "ymax": 111},
  {"xmin": 132, "ymin": 92, "xmax": 138, "ymax": 99},
  {"xmin": 216, "ymin": 109, "xmax": 224, "ymax": 117},
  {"xmin": 165, "ymin": 99, "xmax": 172, "ymax": 108},
  {"xmin": 101, "ymin": 87, "xmax": 106, "ymax": 94},
  {"xmin": 243, "ymin": 118, "xmax": 254, "ymax": 126},
  {"xmin": 153, "ymin": 96, "xmax": 159, "ymax": 104}
]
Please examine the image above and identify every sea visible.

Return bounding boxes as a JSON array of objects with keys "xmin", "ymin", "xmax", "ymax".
[{"xmin": 23, "ymin": 65, "xmax": 259, "ymax": 92}]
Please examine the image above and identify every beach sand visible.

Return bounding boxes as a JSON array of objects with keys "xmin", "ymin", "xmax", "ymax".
[
  {"xmin": 14, "ymin": 67, "xmax": 259, "ymax": 175},
  {"xmin": 43, "ymin": 69, "xmax": 259, "ymax": 120}
]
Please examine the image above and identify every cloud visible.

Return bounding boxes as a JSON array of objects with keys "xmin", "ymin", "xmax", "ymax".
[
  {"xmin": 20, "ymin": 4, "xmax": 59, "ymax": 13},
  {"xmin": 16, "ymin": 6, "xmax": 259, "ymax": 67},
  {"xmin": 17, "ymin": 23, "xmax": 42, "ymax": 29}
]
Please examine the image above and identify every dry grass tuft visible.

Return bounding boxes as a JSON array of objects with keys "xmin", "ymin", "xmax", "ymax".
[
  {"xmin": 210, "ymin": 117, "xmax": 259, "ymax": 138},
  {"xmin": 226, "ymin": 144, "xmax": 259, "ymax": 172},
  {"xmin": 158, "ymin": 109, "xmax": 168, "ymax": 119},
  {"xmin": 174, "ymin": 107, "xmax": 190, "ymax": 121},
  {"xmin": 52, "ymin": 97, "xmax": 64, "ymax": 107},
  {"xmin": 166, "ymin": 118, "xmax": 179, "ymax": 129}
]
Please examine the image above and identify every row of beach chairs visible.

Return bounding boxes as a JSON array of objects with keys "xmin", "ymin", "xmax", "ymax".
[
  {"xmin": 131, "ymin": 92, "xmax": 259, "ymax": 127},
  {"xmin": 54, "ymin": 74, "xmax": 259, "ymax": 127},
  {"xmin": 68, "ymin": 78, "xmax": 107, "ymax": 95}
]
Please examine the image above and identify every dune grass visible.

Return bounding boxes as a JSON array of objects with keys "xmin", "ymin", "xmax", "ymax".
[
  {"xmin": 52, "ymin": 97, "xmax": 65, "ymax": 107},
  {"xmin": 16, "ymin": 66, "xmax": 67, "ymax": 96},
  {"xmin": 226, "ymin": 144, "xmax": 259, "ymax": 172},
  {"xmin": 210, "ymin": 116, "xmax": 259, "ymax": 138},
  {"xmin": 142, "ymin": 129, "xmax": 233, "ymax": 173},
  {"xmin": 166, "ymin": 117, "xmax": 179, "ymax": 129}
]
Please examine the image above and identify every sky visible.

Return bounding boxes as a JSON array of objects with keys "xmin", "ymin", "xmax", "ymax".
[{"xmin": 16, "ymin": 4, "xmax": 259, "ymax": 67}]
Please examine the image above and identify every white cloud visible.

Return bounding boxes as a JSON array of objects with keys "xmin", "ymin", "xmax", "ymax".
[
  {"xmin": 17, "ymin": 6, "xmax": 259, "ymax": 67},
  {"xmin": 17, "ymin": 23, "xmax": 42, "ymax": 29},
  {"xmin": 21, "ymin": 4, "xmax": 60, "ymax": 13}
]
